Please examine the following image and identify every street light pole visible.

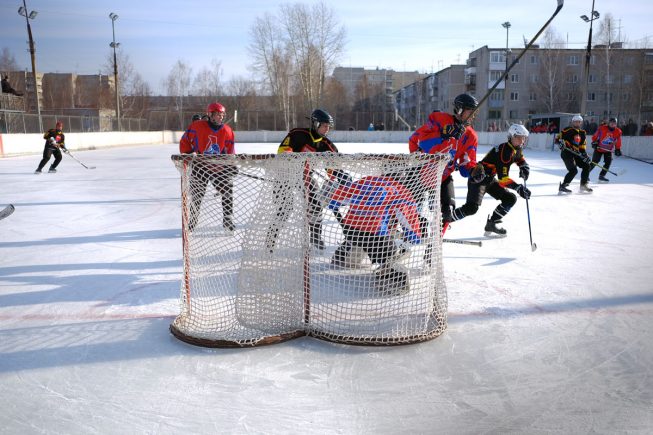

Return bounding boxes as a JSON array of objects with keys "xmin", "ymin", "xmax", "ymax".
[
  {"xmin": 579, "ymin": 1, "xmax": 600, "ymax": 117},
  {"xmin": 502, "ymin": 21, "xmax": 511, "ymax": 128},
  {"xmin": 18, "ymin": 0, "xmax": 42, "ymax": 133},
  {"xmin": 109, "ymin": 12, "xmax": 121, "ymax": 131}
]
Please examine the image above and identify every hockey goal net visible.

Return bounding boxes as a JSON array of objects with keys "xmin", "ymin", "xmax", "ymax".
[{"xmin": 171, "ymin": 152, "xmax": 449, "ymax": 347}]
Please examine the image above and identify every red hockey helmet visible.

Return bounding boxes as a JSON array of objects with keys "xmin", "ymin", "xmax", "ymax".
[{"xmin": 206, "ymin": 102, "xmax": 226, "ymax": 114}]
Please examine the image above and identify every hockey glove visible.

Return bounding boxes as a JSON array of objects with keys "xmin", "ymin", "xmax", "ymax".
[
  {"xmin": 470, "ymin": 163, "xmax": 485, "ymax": 183},
  {"xmin": 518, "ymin": 163, "xmax": 530, "ymax": 181},
  {"xmin": 591, "ymin": 141, "xmax": 598, "ymax": 149},
  {"xmin": 581, "ymin": 153, "xmax": 591, "ymax": 164},
  {"xmin": 441, "ymin": 122, "xmax": 464, "ymax": 140},
  {"xmin": 515, "ymin": 184, "xmax": 531, "ymax": 200},
  {"xmin": 615, "ymin": 149, "xmax": 622, "ymax": 157}
]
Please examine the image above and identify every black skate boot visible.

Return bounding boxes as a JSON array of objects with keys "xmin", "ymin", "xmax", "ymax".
[
  {"xmin": 375, "ymin": 265, "xmax": 409, "ymax": 296},
  {"xmin": 598, "ymin": 175, "xmax": 610, "ymax": 183},
  {"xmin": 558, "ymin": 182, "xmax": 572, "ymax": 195},
  {"xmin": 223, "ymin": 216, "xmax": 235, "ymax": 233},
  {"xmin": 309, "ymin": 223, "xmax": 325, "ymax": 250},
  {"xmin": 484, "ymin": 217, "xmax": 507, "ymax": 237},
  {"xmin": 579, "ymin": 183, "xmax": 593, "ymax": 193},
  {"xmin": 48, "ymin": 167, "xmax": 57, "ymax": 173}
]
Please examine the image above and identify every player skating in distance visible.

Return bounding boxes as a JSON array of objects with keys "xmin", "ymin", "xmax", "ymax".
[
  {"xmin": 590, "ymin": 117, "xmax": 622, "ymax": 182},
  {"xmin": 35, "ymin": 121, "xmax": 66, "ymax": 174},
  {"xmin": 327, "ymin": 174, "xmax": 426, "ymax": 295},
  {"xmin": 445, "ymin": 124, "xmax": 532, "ymax": 237},
  {"xmin": 556, "ymin": 115, "xmax": 592, "ymax": 194},
  {"xmin": 179, "ymin": 102, "xmax": 236, "ymax": 232}
]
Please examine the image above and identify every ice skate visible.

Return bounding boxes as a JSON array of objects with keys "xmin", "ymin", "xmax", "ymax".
[
  {"xmin": 48, "ymin": 168, "xmax": 57, "ymax": 173},
  {"xmin": 598, "ymin": 175, "xmax": 610, "ymax": 183},
  {"xmin": 34, "ymin": 169, "xmax": 42, "ymax": 174},
  {"xmin": 484, "ymin": 217, "xmax": 507, "ymax": 237},
  {"xmin": 579, "ymin": 183, "xmax": 593, "ymax": 193},
  {"xmin": 558, "ymin": 182, "xmax": 571, "ymax": 195},
  {"xmin": 375, "ymin": 265, "xmax": 409, "ymax": 297},
  {"xmin": 223, "ymin": 216, "xmax": 235, "ymax": 234}
]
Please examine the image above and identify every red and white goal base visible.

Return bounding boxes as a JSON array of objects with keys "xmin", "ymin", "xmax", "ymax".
[{"xmin": 171, "ymin": 152, "xmax": 449, "ymax": 347}]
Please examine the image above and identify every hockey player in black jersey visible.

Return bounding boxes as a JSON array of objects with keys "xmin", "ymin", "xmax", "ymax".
[
  {"xmin": 35, "ymin": 121, "xmax": 66, "ymax": 174},
  {"xmin": 266, "ymin": 109, "xmax": 339, "ymax": 251},
  {"xmin": 443, "ymin": 124, "xmax": 531, "ymax": 236},
  {"xmin": 556, "ymin": 114, "xmax": 592, "ymax": 193}
]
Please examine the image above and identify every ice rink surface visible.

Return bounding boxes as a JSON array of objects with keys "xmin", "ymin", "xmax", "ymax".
[{"xmin": 1, "ymin": 141, "xmax": 652, "ymax": 434}]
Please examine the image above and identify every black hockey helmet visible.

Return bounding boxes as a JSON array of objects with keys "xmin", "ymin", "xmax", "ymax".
[
  {"xmin": 453, "ymin": 93, "xmax": 478, "ymax": 125},
  {"xmin": 192, "ymin": 114, "xmax": 201, "ymax": 121},
  {"xmin": 309, "ymin": 108, "xmax": 334, "ymax": 130}
]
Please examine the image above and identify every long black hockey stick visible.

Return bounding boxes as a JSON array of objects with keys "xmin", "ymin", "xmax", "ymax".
[
  {"xmin": 523, "ymin": 180, "xmax": 537, "ymax": 252},
  {"xmin": 561, "ymin": 146, "xmax": 621, "ymax": 176},
  {"xmin": 63, "ymin": 149, "xmax": 96, "ymax": 169},
  {"xmin": 473, "ymin": 0, "xmax": 564, "ymax": 117}
]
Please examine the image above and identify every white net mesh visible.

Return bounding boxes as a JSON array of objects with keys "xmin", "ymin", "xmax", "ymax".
[{"xmin": 171, "ymin": 152, "xmax": 449, "ymax": 347}]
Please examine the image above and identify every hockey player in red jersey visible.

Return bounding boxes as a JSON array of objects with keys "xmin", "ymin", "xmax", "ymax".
[
  {"xmin": 408, "ymin": 94, "xmax": 479, "ymax": 233},
  {"xmin": 590, "ymin": 117, "xmax": 622, "ymax": 182},
  {"xmin": 445, "ymin": 124, "xmax": 532, "ymax": 237},
  {"xmin": 328, "ymin": 175, "xmax": 424, "ymax": 295},
  {"xmin": 179, "ymin": 102, "xmax": 236, "ymax": 232}
]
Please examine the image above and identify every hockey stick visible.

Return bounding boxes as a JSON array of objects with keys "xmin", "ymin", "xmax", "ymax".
[
  {"xmin": 473, "ymin": 0, "xmax": 564, "ymax": 117},
  {"xmin": 523, "ymin": 180, "xmax": 537, "ymax": 252},
  {"xmin": 562, "ymin": 146, "xmax": 620, "ymax": 176},
  {"xmin": 0, "ymin": 204, "xmax": 15, "ymax": 221},
  {"xmin": 63, "ymin": 149, "xmax": 96, "ymax": 169},
  {"xmin": 443, "ymin": 238, "xmax": 482, "ymax": 247},
  {"xmin": 626, "ymin": 155, "xmax": 653, "ymax": 165}
]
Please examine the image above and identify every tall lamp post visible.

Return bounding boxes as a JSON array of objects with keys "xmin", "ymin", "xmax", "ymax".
[
  {"xmin": 579, "ymin": 2, "xmax": 600, "ymax": 117},
  {"xmin": 109, "ymin": 12, "xmax": 121, "ymax": 131},
  {"xmin": 502, "ymin": 21, "xmax": 511, "ymax": 128},
  {"xmin": 18, "ymin": 0, "xmax": 42, "ymax": 133}
]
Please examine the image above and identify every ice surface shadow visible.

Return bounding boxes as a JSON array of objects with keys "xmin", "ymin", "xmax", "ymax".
[
  {"xmin": 0, "ymin": 261, "xmax": 180, "ymax": 307},
  {"xmin": 0, "ymin": 317, "xmax": 179, "ymax": 372},
  {"xmin": 10, "ymin": 197, "xmax": 180, "ymax": 207},
  {"xmin": 446, "ymin": 255, "xmax": 516, "ymax": 266},
  {"xmin": 0, "ymin": 228, "xmax": 181, "ymax": 249},
  {"xmin": 449, "ymin": 291, "xmax": 653, "ymax": 323}
]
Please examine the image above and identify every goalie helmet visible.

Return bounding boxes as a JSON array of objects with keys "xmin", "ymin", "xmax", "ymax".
[{"xmin": 310, "ymin": 109, "xmax": 333, "ymax": 131}]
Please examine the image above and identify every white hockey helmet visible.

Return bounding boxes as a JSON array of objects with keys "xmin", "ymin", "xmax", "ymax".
[
  {"xmin": 571, "ymin": 114, "xmax": 583, "ymax": 124},
  {"xmin": 508, "ymin": 123, "xmax": 529, "ymax": 140}
]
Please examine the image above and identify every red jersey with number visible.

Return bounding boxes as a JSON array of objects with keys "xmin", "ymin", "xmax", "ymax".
[{"xmin": 592, "ymin": 125, "xmax": 622, "ymax": 153}]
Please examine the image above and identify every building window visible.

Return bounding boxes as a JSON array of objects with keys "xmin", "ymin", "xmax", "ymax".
[
  {"xmin": 510, "ymin": 73, "xmax": 519, "ymax": 83},
  {"xmin": 589, "ymin": 74, "xmax": 597, "ymax": 83},
  {"xmin": 490, "ymin": 51, "xmax": 506, "ymax": 63},
  {"xmin": 568, "ymin": 55, "xmax": 579, "ymax": 65},
  {"xmin": 490, "ymin": 90, "xmax": 504, "ymax": 101},
  {"xmin": 623, "ymin": 93, "xmax": 630, "ymax": 102},
  {"xmin": 530, "ymin": 74, "xmax": 539, "ymax": 83},
  {"xmin": 567, "ymin": 92, "xmax": 575, "ymax": 101},
  {"xmin": 530, "ymin": 55, "xmax": 537, "ymax": 64},
  {"xmin": 488, "ymin": 109, "xmax": 501, "ymax": 119},
  {"xmin": 567, "ymin": 74, "xmax": 579, "ymax": 83},
  {"xmin": 490, "ymin": 71, "xmax": 503, "ymax": 81},
  {"xmin": 645, "ymin": 54, "xmax": 653, "ymax": 65},
  {"xmin": 587, "ymin": 92, "xmax": 596, "ymax": 101},
  {"xmin": 509, "ymin": 109, "xmax": 518, "ymax": 119},
  {"xmin": 510, "ymin": 92, "xmax": 519, "ymax": 101},
  {"xmin": 529, "ymin": 92, "xmax": 537, "ymax": 101},
  {"xmin": 624, "ymin": 74, "xmax": 633, "ymax": 84},
  {"xmin": 590, "ymin": 55, "xmax": 596, "ymax": 65}
]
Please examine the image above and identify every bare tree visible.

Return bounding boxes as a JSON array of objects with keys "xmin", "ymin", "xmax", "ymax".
[
  {"xmin": 280, "ymin": 1, "xmax": 346, "ymax": 112},
  {"xmin": 192, "ymin": 58, "xmax": 223, "ymax": 98},
  {"xmin": 164, "ymin": 60, "xmax": 193, "ymax": 129},
  {"xmin": 102, "ymin": 49, "xmax": 151, "ymax": 117},
  {"xmin": 225, "ymin": 75, "xmax": 258, "ymax": 128},
  {"xmin": 0, "ymin": 47, "xmax": 20, "ymax": 72},
  {"xmin": 248, "ymin": 12, "xmax": 294, "ymax": 130},
  {"xmin": 532, "ymin": 28, "xmax": 566, "ymax": 113}
]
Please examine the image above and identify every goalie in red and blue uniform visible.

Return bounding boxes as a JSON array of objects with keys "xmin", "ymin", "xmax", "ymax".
[
  {"xmin": 327, "ymin": 175, "xmax": 425, "ymax": 295},
  {"xmin": 179, "ymin": 102, "xmax": 236, "ymax": 232}
]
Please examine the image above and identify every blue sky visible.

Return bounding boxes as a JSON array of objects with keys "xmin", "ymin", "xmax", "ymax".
[{"xmin": 2, "ymin": 0, "xmax": 651, "ymax": 95}]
